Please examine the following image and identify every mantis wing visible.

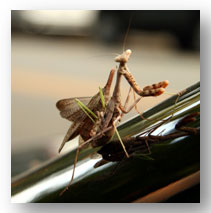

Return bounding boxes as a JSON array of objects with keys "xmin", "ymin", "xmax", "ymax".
[
  {"xmin": 57, "ymin": 69, "xmax": 115, "ymax": 152},
  {"xmin": 56, "ymin": 97, "xmax": 91, "ymax": 122}
]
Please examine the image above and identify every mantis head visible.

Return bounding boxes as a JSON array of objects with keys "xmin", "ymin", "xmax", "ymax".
[{"xmin": 115, "ymin": 49, "xmax": 132, "ymax": 64}]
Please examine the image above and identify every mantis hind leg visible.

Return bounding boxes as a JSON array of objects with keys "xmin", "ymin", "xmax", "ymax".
[{"xmin": 59, "ymin": 146, "xmax": 80, "ymax": 196}]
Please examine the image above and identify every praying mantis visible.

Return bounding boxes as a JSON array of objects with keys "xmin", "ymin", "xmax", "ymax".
[{"xmin": 56, "ymin": 49, "xmax": 169, "ymax": 194}]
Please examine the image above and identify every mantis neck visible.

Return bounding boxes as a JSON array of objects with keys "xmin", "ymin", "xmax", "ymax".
[{"xmin": 112, "ymin": 64, "xmax": 124, "ymax": 104}]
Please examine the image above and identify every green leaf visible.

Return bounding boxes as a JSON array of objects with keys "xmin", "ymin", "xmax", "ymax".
[{"xmin": 133, "ymin": 152, "xmax": 154, "ymax": 161}]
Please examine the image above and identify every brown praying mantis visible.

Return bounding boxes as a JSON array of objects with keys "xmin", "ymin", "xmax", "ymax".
[{"xmin": 56, "ymin": 49, "xmax": 169, "ymax": 194}]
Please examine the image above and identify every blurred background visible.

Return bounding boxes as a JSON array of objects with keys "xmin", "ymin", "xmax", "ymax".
[{"xmin": 11, "ymin": 10, "xmax": 200, "ymax": 177}]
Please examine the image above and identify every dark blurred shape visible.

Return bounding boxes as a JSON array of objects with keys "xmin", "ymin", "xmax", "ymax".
[
  {"xmin": 11, "ymin": 10, "xmax": 199, "ymax": 50},
  {"xmin": 97, "ymin": 10, "xmax": 200, "ymax": 50}
]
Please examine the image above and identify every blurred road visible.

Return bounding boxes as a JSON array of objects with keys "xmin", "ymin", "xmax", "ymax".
[{"xmin": 11, "ymin": 32, "xmax": 200, "ymax": 174}]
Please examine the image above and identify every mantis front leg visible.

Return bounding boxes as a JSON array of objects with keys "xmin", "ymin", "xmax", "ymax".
[{"xmin": 121, "ymin": 67, "xmax": 169, "ymax": 97}]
